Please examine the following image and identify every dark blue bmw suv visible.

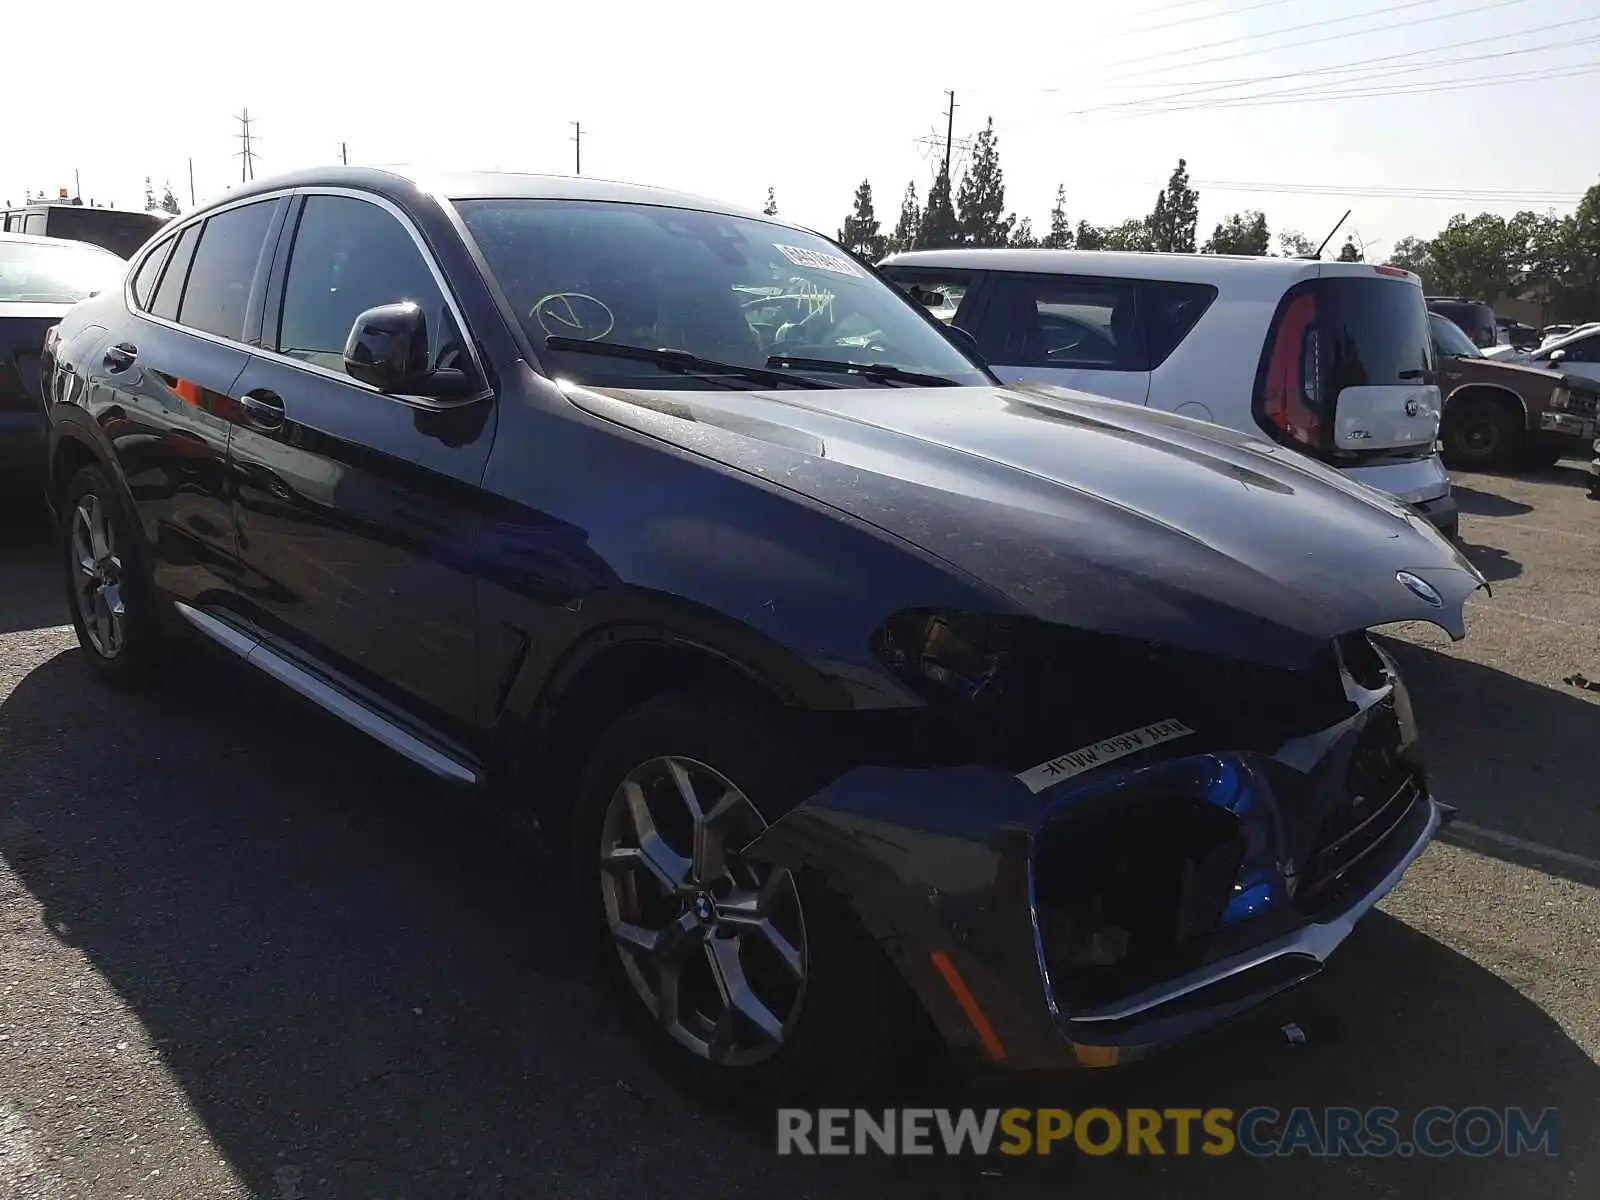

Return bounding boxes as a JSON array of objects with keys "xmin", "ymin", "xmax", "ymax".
[{"xmin": 40, "ymin": 167, "xmax": 1486, "ymax": 1103}]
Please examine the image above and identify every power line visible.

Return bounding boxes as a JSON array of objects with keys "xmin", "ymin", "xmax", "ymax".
[
  {"xmin": 1188, "ymin": 179, "xmax": 1584, "ymax": 202},
  {"xmin": 1070, "ymin": 18, "xmax": 1600, "ymax": 114},
  {"xmin": 1115, "ymin": 0, "xmax": 1302, "ymax": 38},
  {"xmin": 1100, "ymin": 0, "xmax": 1531, "ymax": 81},
  {"xmin": 1117, "ymin": 60, "xmax": 1600, "ymax": 117}
]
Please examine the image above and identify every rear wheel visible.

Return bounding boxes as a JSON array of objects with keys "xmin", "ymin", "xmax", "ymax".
[
  {"xmin": 571, "ymin": 692, "xmax": 898, "ymax": 1105},
  {"xmin": 60, "ymin": 465, "xmax": 163, "ymax": 688},
  {"xmin": 1441, "ymin": 395, "xmax": 1522, "ymax": 470}
]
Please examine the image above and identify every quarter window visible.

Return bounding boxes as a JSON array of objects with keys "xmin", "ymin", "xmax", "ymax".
[
  {"xmin": 178, "ymin": 200, "xmax": 277, "ymax": 340},
  {"xmin": 276, "ymin": 194, "xmax": 460, "ymax": 376},
  {"xmin": 148, "ymin": 223, "xmax": 201, "ymax": 321},
  {"xmin": 131, "ymin": 240, "xmax": 172, "ymax": 310},
  {"xmin": 883, "ymin": 271, "xmax": 978, "ymax": 326},
  {"xmin": 976, "ymin": 275, "xmax": 1144, "ymax": 371}
]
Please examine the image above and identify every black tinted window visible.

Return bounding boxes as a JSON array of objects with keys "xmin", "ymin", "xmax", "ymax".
[
  {"xmin": 277, "ymin": 195, "xmax": 457, "ymax": 374},
  {"xmin": 976, "ymin": 275, "xmax": 1143, "ymax": 370},
  {"xmin": 1313, "ymin": 278, "xmax": 1433, "ymax": 391},
  {"xmin": 131, "ymin": 241, "xmax": 171, "ymax": 309},
  {"xmin": 882, "ymin": 269, "xmax": 979, "ymax": 326},
  {"xmin": 148, "ymin": 223, "xmax": 200, "ymax": 321},
  {"xmin": 178, "ymin": 201, "xmax": 276, "ymax": 340},
  {"xmin": 1559, "ymin": 333, "xmax": 1599, "ymax": 363},
  {"xmin": 1143, "ymin": 281, "xmax": 1217, "ymax": 368}
]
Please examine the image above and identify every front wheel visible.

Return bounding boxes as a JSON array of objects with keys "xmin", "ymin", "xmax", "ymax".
[
  {"xmin": 572, "ymin": 692, "xmax": 899, "ymax": 1105},
  {"xmin": 1441, "ymin": 396, "xmax": 1522, "ymax": 470}
]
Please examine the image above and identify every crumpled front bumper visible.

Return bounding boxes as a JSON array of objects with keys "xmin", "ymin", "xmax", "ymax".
[{"xmin": 744, "ymin": 717, "xmax": 1448, "ymax": 1072}]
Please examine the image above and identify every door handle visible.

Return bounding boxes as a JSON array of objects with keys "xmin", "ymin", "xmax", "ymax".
[
  {"xmin": 103, "ymin": 343, "xmax": 137, "ymax": 371},
  {"xmin": 238, "ymin": 388, "xmax": 286, "ymax": 429}
]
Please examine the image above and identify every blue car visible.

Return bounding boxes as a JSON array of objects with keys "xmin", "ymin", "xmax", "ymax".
[{"xmin": 40, "ymin": 168, "xmax": 1485, "ymax": 1103}]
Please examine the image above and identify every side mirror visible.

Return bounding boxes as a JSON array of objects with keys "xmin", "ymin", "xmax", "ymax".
[
  {"xmin": 1548, "ymin": 348, "xmax": 1567, "ymax": 365},
  {"xmin": 344, "ymin": 302, "xmax": 429, "ymax": 392},
  {"xmin": 913, "ymin": 287, "xmax": 947, "ymax": 309}
]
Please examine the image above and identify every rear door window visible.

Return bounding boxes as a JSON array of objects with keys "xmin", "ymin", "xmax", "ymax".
[
  {"xmin": 177, "ymin": 200, "xmax": 277, "ymax": 341},
  {"xmin": 131, "ymin": 240, "xmax": 173, "ymax": 310},
  {"xmin": 975, "ymin": 275, "xmax": 1144, "ymax": 371}
]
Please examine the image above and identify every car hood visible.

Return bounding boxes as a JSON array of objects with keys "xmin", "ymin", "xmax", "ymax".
[
  {"xmin": 1446, "ymin": 354, "xmax": 1560, "ymax": 391},
  {"xmin": 567, "ymin": 379, "xmax": 1486, "ymax": 670}
]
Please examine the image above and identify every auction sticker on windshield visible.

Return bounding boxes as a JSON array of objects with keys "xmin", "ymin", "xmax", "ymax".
[
  {"xmin": 774, "ymin": 244, "xmax": 863, "ymax": 277},
  {"xmin": 1017, "ymin": 719, "xmax": 1196, "ymax": 793}
]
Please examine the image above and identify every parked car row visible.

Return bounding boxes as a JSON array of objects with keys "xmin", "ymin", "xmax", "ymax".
[{"xmin": 19, "ymin": 167, "xmax": 1499, "ymax": 1104}]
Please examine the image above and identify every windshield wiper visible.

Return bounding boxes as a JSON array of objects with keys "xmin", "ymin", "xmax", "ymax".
[
  {"xmin": 765, "ymin": 355, "xmax": 962, "ymax": 387},
  {"xmin": 544, "ymin": 337, "xmax": 832, "ymax": 389}
]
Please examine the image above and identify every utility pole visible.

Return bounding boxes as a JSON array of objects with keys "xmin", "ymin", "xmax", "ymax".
[
  {"xmin": 942, "ymin": 90, "xmax": 957, "ymax": 178},
  {"xmin": 188, "ymin": 158, "xmax": 196, "ymax": 206},
  {"xmin": 234, "ymin": 109, "xmax": 260, "ymax": 182},
  {"xmin": 571, "ymin": 122, "xmax": 582, "ymax": 175},
  {"xmin": 74, "ymin": 169, "xmax": 81, "ymax": 200},
  {"xmin": 340, "ymin": 142, "xmax": 348, "ymax": 165}
]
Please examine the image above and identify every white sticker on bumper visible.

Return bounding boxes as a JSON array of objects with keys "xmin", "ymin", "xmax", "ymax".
[{"xmin": 1017, "ymin": 718, "xmax": 1197, "ymax": 794}]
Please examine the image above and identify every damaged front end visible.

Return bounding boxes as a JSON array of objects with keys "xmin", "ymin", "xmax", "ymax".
[{"xmin": 743, "ymin": 611, "xmax": 1461, "ymax": 1072}]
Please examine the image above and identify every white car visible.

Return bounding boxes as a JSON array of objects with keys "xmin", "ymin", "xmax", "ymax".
[
  {"xmin": 1510, "ymin": 324, "xmax": 1600, "ymax": 381},
  {"xmin": 879, "ymin": 250, "xmax": 1457, "ymax": 539}
]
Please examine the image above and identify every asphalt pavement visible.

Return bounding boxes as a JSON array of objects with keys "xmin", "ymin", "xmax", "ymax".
[{"xmin": 0, "ymin": 459, "xmax": 1596, "ymax": 1200}]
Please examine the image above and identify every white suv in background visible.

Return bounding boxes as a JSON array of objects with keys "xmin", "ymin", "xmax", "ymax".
[{"xmin": 879, "ymin": 250, "xmax": 1457, "ymax": 539}]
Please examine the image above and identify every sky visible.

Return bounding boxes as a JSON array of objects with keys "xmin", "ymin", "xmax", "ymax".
[{"xmin": 5, "ymin": 0, "xmax": 1599, "ymax": 255}]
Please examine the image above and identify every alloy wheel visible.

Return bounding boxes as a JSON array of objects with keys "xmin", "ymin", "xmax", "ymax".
[
  {"xmin": 70, "ymin": 494, "xmax": 126, "ymax": 659},
  {"xmin": 598, "ymin": 755, "xmax": 808, "ymax": 1066}
]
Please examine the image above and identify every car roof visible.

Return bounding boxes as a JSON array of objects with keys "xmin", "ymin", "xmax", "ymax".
[
  {"xmin": 203, "ymin": 166, "xmax": 779, "ymax": 225},
  {"xmin": 0, "ymin": 230, "xmax": 122, "ymax": 254},
  {"xmin": 878, "ymin": 247, "xmax": 1403, "ymax": 283}
]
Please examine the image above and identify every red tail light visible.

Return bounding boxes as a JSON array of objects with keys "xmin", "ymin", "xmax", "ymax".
[{"xmin": 1260, "ymin": 292, "xmax": 1322, "ymax": 448}]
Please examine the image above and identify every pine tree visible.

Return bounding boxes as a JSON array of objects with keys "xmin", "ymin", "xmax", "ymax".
[
  {"xmin": 1147, "ymin": 158, "xmax": 1199, "ymax": 253},
  {"xmin": 1075, "ymin": 220, "xmax": 1106, "ymax": 251},
  {"xmin": 762, "ymin": 187, "xmax": 778, "ymax": 217},
  {"xmin": 1337, "ymin": 236, "xmax": 1364, "ymax": 262},
  {"xmin": 143, "ymin": 177, "xmax": 156, "ymax": 212},
  {"xmin": 954, "ymin": 117, "xmax": 1013, "ymax": 248},
  {"xmin": 1010, "ymin": 217, "xmax": 1039, "ymax": 248},
  {"xmin": 1042, "ymin": 185, "xmax": 1073, "ymax": 249},
  {"xmin": 159, "ymin": 182, "xmax": 180, "ymax": 215},
  {"xmin": 837, "ymin": 179, "xmax": 886, "ymax": 260},
  {"xmin": 887, "ymin": 181, "xmax": 921, "ymax": 253},
  {"xmin": 916, "ymin": 166, "xmax": 960, "ymax": 249}
]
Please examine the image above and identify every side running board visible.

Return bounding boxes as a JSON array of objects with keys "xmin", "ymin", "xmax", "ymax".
[{"xmin": 173, "ymin": 602, "xmax": 481, "ymax": 787}]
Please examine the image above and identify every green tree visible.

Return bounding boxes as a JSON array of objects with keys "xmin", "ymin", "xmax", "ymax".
[
  {"xmin": 1336, "ymin": 236, "xmax": 1363, "ymax": 262},
  {"xmin": 1010, "ymin": 217, "xmax": 1039, "ymax": 248},
  {"xmin": 143, "ymin": 176, "xmax": 156, "ymax": 212},
  {"xmin": 1080, "ymin": 218, "xmax": 1153, "ymax": 252},
  {"xmin": 159, "ymin": 182, "xmax": 180, "ymax": 215},
  {"xmin": 916, "ymin": 166, "xmax": 961, "ymax": 249},
  {"xmin": 886, "ymin": 181, "xmax": 921, "ymax": 254},
  {"xmin": 1508, "ymin": 208, "xmax": 1568, "ymax": 322},
  {"xmin": 1202, "ymin": 210, "xmax": 1269, "ymax": 255},
  {"xmin": 1552, "ymin": 181, "xmax": 1600, "ymax": 320},
  {"xmin": 1277, "ymin": 229, "xmax": 1317, "ymax": 257},
  {"xmin": 837, "ymin": 179, "xmax": 886, "ymax": 260},
  {"xmin": 1388, "ymin": 235, "xmax": 1435, "ymax": 288},
  {"xmin": 1430, "ymin": 212, "xmax": 1513, "ymax": 301},
  {"xmin": 1042, "ymin": 185, "xmax": 1073, "ymax": 249},
  {"xmin": 1147, "ymin": 158, "xmax": 1198, "ymax": 253},
  {"xmin": 955, "ymin": 117, "xmax": 1013, "ymax": 247},
  {"xmin": 762, "ymin": 187, "xmax": 778, "ymax": 217}
]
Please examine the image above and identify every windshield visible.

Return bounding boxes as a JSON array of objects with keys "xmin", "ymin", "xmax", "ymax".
[
  {"xmin": 0, "ymin": 238, "xmax": 126, "ymax": 304},
  {"xmin": 1430, "ymin": 313, "xmax": 1481, "ymax": 358},
  {"xmin": 455, "ymin": 199, "xmax": 990, "ymax": 389}
]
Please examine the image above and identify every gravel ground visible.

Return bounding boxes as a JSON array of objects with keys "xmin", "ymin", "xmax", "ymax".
[{"xmin": 0, "ymin": 459, "xmax": 1595, "ymax": 1199}]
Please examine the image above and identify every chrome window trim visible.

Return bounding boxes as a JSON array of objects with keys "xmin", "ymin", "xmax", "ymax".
[{"xmin": 122, "ymin": 185, "xmax": 489, "ymax": 405}]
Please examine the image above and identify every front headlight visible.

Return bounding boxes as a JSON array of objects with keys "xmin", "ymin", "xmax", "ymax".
[
  {"xmin": 1550, "ymin": 386, "xmax": 1571, "ymax": 411},
  {"xmin": 870, "ymin": 610, "xmax": 1014, "ymax": 705}
]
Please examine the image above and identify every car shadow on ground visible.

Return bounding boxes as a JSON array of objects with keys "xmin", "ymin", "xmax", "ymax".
[
  {"xmin": 0, "ymin": 516, "xmax": 64, "ymax": 636},
  {"xmin": 1450, "ymin": 484, "xmax": 1534, "ymax": 518},
  {"xmin": 1457, "ymin": 539, "xmax": 1523, "ymax": 582},
  {"xmin": 1377, "ymin": 636, "xmax": 1600, "ymax": 885},
  {"xmin": 0, "ymin": 647, "xmax": 1593, "ymax": 1198}
]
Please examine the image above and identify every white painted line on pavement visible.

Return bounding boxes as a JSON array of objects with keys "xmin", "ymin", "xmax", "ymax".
[{"xmin": 1448, "ymin": 821, "xmax": 1600, "ymax": 878}]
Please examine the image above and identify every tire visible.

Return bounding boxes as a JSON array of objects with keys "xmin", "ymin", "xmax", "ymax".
[
  {"xmin": 1441, "ymin": 395, "xmax": 1522, "ymax": 470},
  {"xmin": 571, "ymin": 691, "xmax": 898, "ymax": 1106},
  {"xmin": 60, "ymin": 464, "xmax": 164, "ymax": 688}
]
